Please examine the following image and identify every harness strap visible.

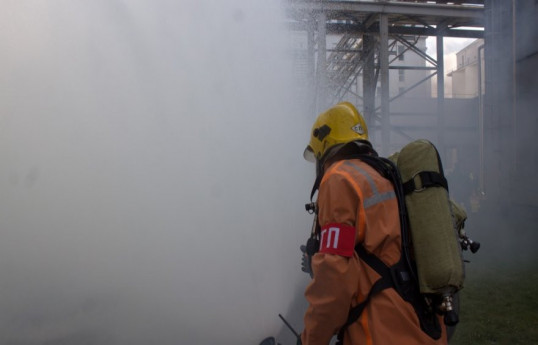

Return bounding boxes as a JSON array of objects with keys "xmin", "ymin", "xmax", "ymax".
[
  {"xmin": 310, "ymin": 173, "xmax": 322, "ymax": 201},
  {"xmin": 402, "ymin": 171, "xmax": 448, "ymax": 195},
  {"xmin": 336, "ymin": 244, "xmax": 442, "ymax": 344},
  {"xmin": 335, "ymin": 277, "xmax": 392, "ymax": 345},
  {"xmin": 336, "ymin": 245, "xmax": 401, "ymax": 345}
]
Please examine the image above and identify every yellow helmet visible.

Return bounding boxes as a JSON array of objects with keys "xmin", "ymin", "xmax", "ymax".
[{"xmin": 304, "ymin": 102, "xmax": 368, "ymax": 162}]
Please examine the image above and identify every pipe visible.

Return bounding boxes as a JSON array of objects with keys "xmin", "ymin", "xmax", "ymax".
[
  {"xmin": 437, "ymin": 24, "xmax": 446, "ymax": 158},
  {"xmin": 511, "ymin": 0, "xmax": 517, "ymax": 174},
  {"xmin": 477, "ymin": 44, "xmax": 485, "ymax": 195}
]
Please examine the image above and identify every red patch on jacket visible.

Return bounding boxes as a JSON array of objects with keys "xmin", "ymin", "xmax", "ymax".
[{"xmin": 318, "ymin": 223, "xmax": 356, "ymax": 257}]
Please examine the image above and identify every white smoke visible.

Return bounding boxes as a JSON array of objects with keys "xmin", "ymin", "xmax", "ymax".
[{"xmin": 0, "ymin": 1, "xmax": 313, "ymax": 344}]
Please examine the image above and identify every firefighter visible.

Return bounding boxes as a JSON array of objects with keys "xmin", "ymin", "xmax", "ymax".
[{"xmin": 300, "ymin": 102, "xmax": 447, "ymax": 345}]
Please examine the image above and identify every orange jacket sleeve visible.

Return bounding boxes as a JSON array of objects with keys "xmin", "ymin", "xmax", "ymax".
[{"xmin": 302, "ymin": 167, "xmax": 361, "ymax": 345}]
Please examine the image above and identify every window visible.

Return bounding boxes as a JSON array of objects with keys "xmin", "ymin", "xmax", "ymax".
[
  {"xmin": 399, "ymin": 69, "xmax": 405, "ymax": 82},
  {"xmin": 397, "ymin": 45, "xmax": 405, "ymax": 61}
]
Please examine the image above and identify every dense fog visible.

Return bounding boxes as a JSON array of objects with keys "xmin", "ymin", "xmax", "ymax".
[
  {"xmin": 1, "ymin": 1, "xmax": 537, "ymax": 345},
  {"xmin": 0, "ymin": 1, "xmax": 313, "ymax": 344}
]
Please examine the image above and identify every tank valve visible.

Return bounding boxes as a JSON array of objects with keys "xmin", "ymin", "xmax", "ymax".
[
  {"xmin": 459, "ymin": 229, "xmax": 481, "ymax": 253},
  {"xmin": 441, "ymin": 295, "xmax": 459, "ymax": 326}
]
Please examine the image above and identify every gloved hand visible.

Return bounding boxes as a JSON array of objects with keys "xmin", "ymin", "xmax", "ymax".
[{"xmin": 300, "ymin": 245, "xmax": 313, "ymax": 278}]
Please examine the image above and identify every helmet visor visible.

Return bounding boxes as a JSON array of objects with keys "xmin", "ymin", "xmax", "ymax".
[{"xmin": 303, "ymin": 146, "xmax": 316, "ymax": 162}]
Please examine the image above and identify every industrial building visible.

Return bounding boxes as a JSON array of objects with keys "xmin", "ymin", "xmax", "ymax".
[{"xmin": 286, "ymin": 0, "xmax": 537, "ymax": 210}]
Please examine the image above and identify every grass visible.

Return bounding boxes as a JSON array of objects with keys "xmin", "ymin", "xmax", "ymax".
[{"xmin": 449, "ymin": 263, "xmax": 538, "ymax": 345}]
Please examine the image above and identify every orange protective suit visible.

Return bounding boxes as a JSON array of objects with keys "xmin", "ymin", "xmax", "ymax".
[{"xmin": 301, "ymin": 158, "xmax": 447, "ymax": 345}]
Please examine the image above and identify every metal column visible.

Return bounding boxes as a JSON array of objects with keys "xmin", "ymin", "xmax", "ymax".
[
  {"xmin": 307, "ymin": 17, "xmax": 316, "ymax": 116},
  {"xmin": 478, "ymin": 44, "xmax": 485, "ymax": 194},
  {"xmin": 436, "ymin": 25, "xmax": 446, "ymax": 158},
  {"xmin": 315, "ymin": 11, "xmax": 327, "ymax": 113},
  {"xmin": 362, "ymin": 34, "xmax": 375, "ymax": 126},
  {"xmin": 379, "ymin": 14, "xmax": 390, "ymax": 155}
]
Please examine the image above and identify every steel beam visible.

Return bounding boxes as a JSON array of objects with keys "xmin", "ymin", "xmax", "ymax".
[
  {"xmin": 288, "ymin": 1, "xmax": 484, "ymax": 21},
  {"xmin": 362, "ymin": 35, "xmax": 375, "ymax": 126},
  {"xmin": 316, "ymin": 11, "xmax": 328, "ymax": 112},
  {"xmin": 393, "ymin": 35, "xmax": 437, "ymax": 66},
  {"xmin": 380, "ymin": 14, "xmax": 390, "ymax": 155},
  {"xmin": 388, "ymin": 66, "xmax": 437, "ymax": 70},
  {"xmin": 307, "ymin": 17, "xmax": 316, "ymax": 115},
  {"xmin": 437, "ymin": 24, "xmax": 446, "ymax": 157},
  {"xmin": 319, "ymin": 23, "xmax": 484, "ymax": 39}
]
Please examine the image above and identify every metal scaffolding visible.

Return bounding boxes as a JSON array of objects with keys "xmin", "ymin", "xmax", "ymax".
[{"xmin": 286, "ymin": 0, "xmax": 484, "ymax": 155}]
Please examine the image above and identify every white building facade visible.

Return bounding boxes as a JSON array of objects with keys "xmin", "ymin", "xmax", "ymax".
[{"xmin": 448, "ymin": 39, "xmax": 485, "ymax": 98}]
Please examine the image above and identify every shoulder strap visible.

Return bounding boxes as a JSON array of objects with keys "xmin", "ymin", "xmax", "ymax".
[{"xmin": 309, "ymin": 173, "xmax": 322, "ymax": 201}]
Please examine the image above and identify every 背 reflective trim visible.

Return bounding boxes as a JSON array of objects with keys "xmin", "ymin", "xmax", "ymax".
[
  {"xmin": 343, "ymin": 161, "xmax": 379, "ymax": 193},
  {"xmin": 343, "ymin": 161, "xmax": 396, "ymax": 209},
  {"xmin": 363, "ymin": 191, "xmax": 396, "ymax": 209}
]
